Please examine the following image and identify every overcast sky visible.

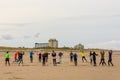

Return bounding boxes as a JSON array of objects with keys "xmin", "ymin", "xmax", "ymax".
[{"xmin": 0, "ymin": 0, "xmax": 120, "ymax": 50}]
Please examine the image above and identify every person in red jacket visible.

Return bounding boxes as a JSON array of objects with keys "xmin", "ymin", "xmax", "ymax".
[{"xmin": 13, "ymin": 51, "xmax": 18, "ymax": 63}]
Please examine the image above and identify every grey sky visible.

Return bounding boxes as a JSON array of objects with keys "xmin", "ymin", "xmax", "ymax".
[{"xmin": 0, "ymin": 0, "xmax": 120, "ymax": 49}]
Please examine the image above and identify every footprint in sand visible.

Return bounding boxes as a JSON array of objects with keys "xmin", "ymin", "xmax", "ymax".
[
  {"xmin": 8, "ymin": 77, "xmax": 24, "ymax": 80},
  {"xmin": 13, "ymin": 77, "xmax": 24, "ymax": 80},
  {"xmin": 4, "ymin": 72, "xmax": 12, "ymax": 74}
]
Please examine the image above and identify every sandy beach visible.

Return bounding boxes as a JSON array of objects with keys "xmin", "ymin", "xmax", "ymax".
[{"xmin": 0, "ymin": 50, "xmax": 120, "ymax": 80}]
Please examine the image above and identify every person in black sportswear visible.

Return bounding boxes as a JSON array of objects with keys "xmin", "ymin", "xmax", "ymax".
[
  {"xmin": 92, "ymin": 51, "xmax": 98, "ymax": 66},
  {"xmin": 108, "ymin": 50, "xmax": 114, "ymax": 66}
]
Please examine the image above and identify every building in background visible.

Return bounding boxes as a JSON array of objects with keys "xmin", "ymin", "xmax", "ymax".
[
  {"xmin": 35, "ymin": 39, "xmax": 58, "ymax": 48},
  {"xmin": 35, "ymin": 43, "xmax": 48, "ymax": 48},
  {"xmin": 48, "ymin": 39, "xmax": 58, "ymax": 48}
]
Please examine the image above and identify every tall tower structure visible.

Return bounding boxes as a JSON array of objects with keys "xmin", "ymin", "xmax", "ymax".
[{"xmin": 48, "ymin": 39, "xmax": 58, "ymax": 48}]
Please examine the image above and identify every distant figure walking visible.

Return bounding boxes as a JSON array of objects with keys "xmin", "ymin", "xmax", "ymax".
[
  {"xmin": 99, "ymin": 50, "xmax": 106, "ymax": 66},
  {"xmin": 70, "ymin": 52, "xmax": 73, "ymax": 62},
  {"xmin": 58, "ymin": 52, "xmax": 63, "ymax": 64},
  {"xmin": 18, "ymin": 51, "xmax": 24, "ymax": 66},
  {"xmin": 30, "ymin": 51, "xmax": 34, "ymax": 63},
  {"xmin": 51, "ymin": 51, "xmax": 57, "ymax": 66},
  {"xmin": 89, "ymin": 51, "xmax": 93, "ymax": 64},
  {"xmin": 37, "ymin": 52, "xmax": 42, "ymax": 62},
  {"xmin": 81, "ymin": 51, "xmax": 87, "ymax": 62},
  {"xmin": 5, "ymin": 51, "xmax": 10, "ymax": 66},
  {"xmin": 92, "ymin": 51, "xmax": 98, "ymax": 66},
  {"xmin": 73, "ymin": 53, "xmax": 78, "ymax": 66},
  {"xmin": 42, "ymin": 53, "xmax": 46, "ymax": 66},
  {"xmin": 108, "ymin": 50, "xmax": 114, "ymax": 66},
  {"xmin": 44, "ymin": 52, "xmax": 49, "ymax": 63}
]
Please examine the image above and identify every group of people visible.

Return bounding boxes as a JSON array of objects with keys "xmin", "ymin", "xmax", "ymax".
[
  {"xmin": 89, "ymin": 50, "xmax": 114, "ymax": 66},
  {"xmin": 4, "ymin": 50, "xmax": 114, "ymax": 67},
  {"xmin": 5, "ymin": 50, "xmax": 63, "ymax": 66},
  {"xmin": 69, "ymin": 50, "xmax": 114, "ymax": 67},
  {"xmin": 41, "ymin": 50, "xmax": 63, "ymax": 66},
  {"xmin": 5, "ymin": 51, "xmax": 25, "ymax": 66}
]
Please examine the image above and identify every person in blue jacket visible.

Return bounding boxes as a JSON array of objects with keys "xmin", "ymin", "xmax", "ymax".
[
  {"xmin": 73, "ymin": 53, "xmax": 78, "ymax": 66},
  {"xmin": 30, "ymin": 51, "xmax": 34, "ymax": 63}
]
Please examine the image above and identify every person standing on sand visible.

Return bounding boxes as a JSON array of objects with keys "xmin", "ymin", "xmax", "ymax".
[
  {"xmin": 89, "ymin": 51, "xmax": 93, "ymax": 64},
  {"xmin": 44, "ymin": 52, "xmax": 49, "ymax": 63},
  {"xmin": 73, "ymin": 53, "xmax": 78, "ymax": 66},
  {"xmin": 37, "ymin": 52, "xmax": 42, "ymax": 62},
  {"xmin": 5, "ymin": 51, "xmax": 10, "ymax": 66},
  {"xmin": 58, "ymin": 52, "xmax": 63, "ymax": 64},
  {"xmin": 29, "ymin": 51, "xmax": 34, "ymax": 63},
  {"xmin": 42, "ymin": 53, "xmax": 46, "ymax": 66},
  {"xmin": 18, "ymin": 51, "xmax": 24, "ymax": 66},
  {"xmin": 99, "ymin": 50, "xmax": 106, "ymax": 66},
  {"xmin": 70, "ymin": 52, "xmax": 73, "ymax": 62},
  {"xmin": 92, "ymin": 51, "xmax": 98, "ymax": 66},
  {"xmin": 81, "ymin": 51, "xmax": 87, "ymax": 62},
  {"xmin": 108, "ymin": 50, "xmax": 114, "ymax": 66},
  {"xmin": 51, "ymin": 50, "xmax": 57, "ymax": 66},
  {"xmin": 13, "ymin": 51, "xmax": 18, "ymax": 63}
]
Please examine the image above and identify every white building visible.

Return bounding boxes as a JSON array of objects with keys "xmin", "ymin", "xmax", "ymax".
[
  {"xmin": 35, "ymin": 39, "xmax": 58, "ymax": 48},
  {"xmin": 48, "ymin": 39, "xmax": 58, "ymax": 48},
  {"xmin": 35, "ymin": 43, "xmax": 48, "ymax": 48}
]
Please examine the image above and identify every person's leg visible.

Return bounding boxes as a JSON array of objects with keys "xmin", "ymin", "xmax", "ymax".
[
  {"xmin": 39, "ymin": 57, "xmax": 41, "ymax": 62},
  {"xmin": 75, "ymin": 59, "xmax": 77, "ymax": 66},
  {"xmin": 53, "ymin": 59, "xmax": 56, "ymax": 66},
  {"xmin": 93, "ymin": 59, "xmax": 96, "ymax": 66},
  {"xmin": 99, "ymin": 59, "xmax": 102, "ymax": 65},
  {"xmin": 52, "ymin": 59, "xmax": 54, "ymax": 65},
  {"xmin": 44, "ymin": 57, "xmax": 46, "ymax": 63},
  {"xmin": 15, "ymin": 57, "xmax": 17, "ymax": 62},
  {"xmin": 82, "ymin": 57, "xmax": 84, "ymax": 62},
  {"xmin": 18, "ymin": 59, "xmax": 23, "ymax": 66},
  {"xmin": 55, "ymin": 59, "xmax": 57, "ymax": 65},
  {"xmin": 70, "ymin": 57, "xmax": 72, "ymax": 62},
  {"xmin": 111, "ymin": 62, "xmax": 114, "ymax": 66},
  {"xmin": 104, "ymin": 59, "xmax": 107, "ymax": 66},
  {"xmin": 84, "ymin": 57, "xmax": 87, "ymax": 62},
  {"xmin": 101, "ymin": 59, "xmax": 106, "ymax": 66},
  {"xmin": 5, "ymin": 58, "xmax": 7, "ymax": 66},
  {"xmin": 53, "ymin": 59, "xmax": 55, "ymax": 65},
  {"xmin": 90, "ymin": 59, "xmax": 92, "ymax": 64},
  {"xmin": 45, "ymin": 57, "xmax": 48, "ymax": 63},
  {"xmin": 22, "ymin": 59, "xmax": 24, "ymax": 65},
  {"xmin": 59, "ymin": 57, "xmax": 62, "ymax": 63},
  {"xmin": 94, "ymin": 59, "xmax": 96, "ymax": 66},
  {"xmin": 30, "ymin": 56, "xmax": 33, "ymax": 63},
  {"xmin": 30, "ymin": 56, "xmax": 31, "ymax": 62},
  {"xmin": 18, "ymin": 59, "xmax": 21, "ymax": 66},
  {"xmin": 6, "ymin": 60, "xmax": 8, "ymax": 66},
  {"xmin": 101, "ymin": 59, "xmax": 104, "ymax": 66},
  {"xmin": 109, "ymin": 59, "xmax": 114, "ymax": 66},
  {"xmin": 32, "ymin": 57, "xmax": 33, "ymax": 63},
  {"xmin": 43, "ymin": 58, "xmax": 45, "ymax": 66},
  {"xmin": 108, "ymin": 60, "xmax": 110, "ymax": 66},
  {"xmin": 8, "ymin": 59, "xmax": 10, "ymax": 66},
  {"xmin": 17, "ymin": 58, "xmax": 20, "ymax": 63}
]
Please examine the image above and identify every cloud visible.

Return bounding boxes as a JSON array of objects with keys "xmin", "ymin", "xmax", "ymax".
[
  {"xmin": 86, "ymin": 40, "xmax": 120, "ymax": 50},
  {"xmin": 0, "ymin": 34, "xmax": 14, "ymax": 40},
  {"xmin": 34, "ymin": 33, "xmax": 40, "ymax": 38},
  {"xmin": 24, "ymin": 36, "xmax": 31, "ymax": 39},
  {"xmin": 0, "ymin": 23, "xmax": 31, "ymax": 27}
]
